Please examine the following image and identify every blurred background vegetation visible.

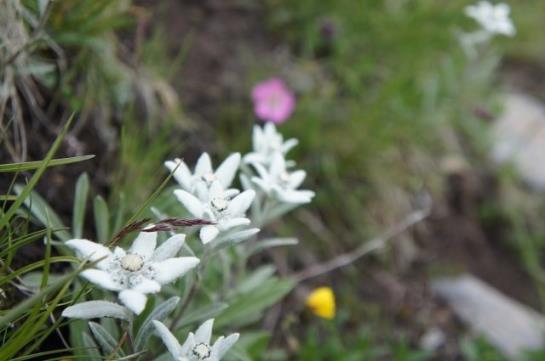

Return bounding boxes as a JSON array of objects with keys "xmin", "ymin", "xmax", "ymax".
[{"xmin": 3, "ymin": 0, "xmax": 545, "ymax": 359}]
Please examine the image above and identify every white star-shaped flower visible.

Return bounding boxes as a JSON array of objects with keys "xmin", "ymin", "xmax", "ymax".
[
  {"xmin": 465, "ymin": 1, "xmax": 515, "ymax": 36},
  {"xmin": 66, "ymin": 232, "xmax": 199, "ymax": 314},
  {"xmin": 153, "ymin": 319, "xmax": 239, "ymax": 361},
  {"xmin": 165, "ymin": 152, "xmax": 241, "ymax": 195},
  {"xmin": 174, "ymin": 181, "xmax": 256, "ymax": 244},
  {"xmin": 250, "ymin": 152, "xmax": 315, "ymax": 204},
  {"xmin": 243, "ymin": 123, "xmax": 298, "ymax": 166}
]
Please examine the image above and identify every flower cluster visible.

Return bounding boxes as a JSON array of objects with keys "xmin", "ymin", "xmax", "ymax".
[
  {"xmin": 465, "ymin": 1, "xmax": 515, "ymax": 37},
  {"xmin": 166, "ymin": 152, "xmax": 258, "ymax": 245},
  {"xmin": 61, "ymin": 122, "xmax": 314, "ymax": 360},
  {"xmin": 153, "ymin": 319, "xmax": 238, "ymax": 361},
  {"xmin": 243, "ymin": 123, "xmax": 315, "ymax": 207},
  {"xmin": 460, "ymin": 1, "xmax": 515, "ymax": 56}
]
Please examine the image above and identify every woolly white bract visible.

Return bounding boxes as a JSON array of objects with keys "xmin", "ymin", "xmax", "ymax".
[
  {"xmin": 153, "ymin": 319, "xmax": 239, "ymax": 361},
  {"xmin": 174, "ymin": 181, "xmax": 257, "ymax": 244},
  {"xmin": 249, "ymin": 152, "xmax": 315, "ymax": 204},
  {"xmin": 244, "ymin": 123, "xmax": 298, "ymax": 166},
  {"xmin": 64, "ymin": 232, "xmax": 199, "ymax": 314},
  {"xmin": 165, "ymin": 152, "xmax": 241, "ymax": 195}
]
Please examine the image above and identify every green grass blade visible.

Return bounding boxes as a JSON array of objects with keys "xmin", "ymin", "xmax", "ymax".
[
  {"xmin": 0, "ymin": 155, "xmax": 95, "ymax": 173},
  {"xmin": 13, "ymin": 186, "xmax": 71, "ymax": 242},
  {"xmin": 73, "ymin": 173, "xmax": 90, "ymax": 239},
  {"xmin": 93, "ymin": 195, "xmax": 110, "ymax": 242},
  {"xmin": 0, "ymin": 114, "xmax": 75, "ymax": 233}
]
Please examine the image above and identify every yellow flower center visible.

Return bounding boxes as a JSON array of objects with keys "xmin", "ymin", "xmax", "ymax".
[
  {"xmin": 120, "ymin": 254, "xmax": 144, "ymax": 272},
  {"xmin": 192, "ymin": 342, "xmax": 211, "ymax": 359}
]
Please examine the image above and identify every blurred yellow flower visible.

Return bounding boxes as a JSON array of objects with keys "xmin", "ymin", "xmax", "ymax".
[{"xmin": 305, "ymin": 287, "xmax": 335, "ymax": 319}]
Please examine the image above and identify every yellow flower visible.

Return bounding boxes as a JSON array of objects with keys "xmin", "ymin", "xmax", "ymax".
[{"xmin": 305, "ymin": 287, "xmax": 335, "ymax": 319}]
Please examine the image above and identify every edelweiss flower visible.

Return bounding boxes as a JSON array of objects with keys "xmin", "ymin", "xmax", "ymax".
[
  {"xmin": 251, "ymin": 78, "xmax": 295, "ymax": 124},
  {"xmin": 250, "ymin": 152, "xmax": 314, "ymax": 204},
  {"xmin": 243, "ymin": 123, "xmax": 298, "ymax": 166},
  {"xmin": 465, "ymin": 1, "xmax": 515, "ymax": 36},
  {"xmin": 174, "ymin": 181, "xmax": 257, "ymax": 244},
  {"xmin": 165, "ymin": 153, "xmax": 241, "ymax": 195},
  {"xmin": 153, "ymin": 319, "xmax": 239, "ymax": 361},
  {"xmin": 66, "ymin": 232, "xmax": 199, "ymax": 314}
]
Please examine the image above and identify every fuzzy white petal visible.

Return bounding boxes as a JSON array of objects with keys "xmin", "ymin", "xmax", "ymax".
[
  {"xmin": 113, "ymin": 247, "xmax": 126, "ymax": 258},
  {"xmin": 153, "ymin": 257, "xmax": 200, "ymax": 284},
  {"xmin": 282, "ymin": 138, "xmax": 299, "ymax": 153},
  {"xmin": 132, "ymin": 278, "xmax": 161, "ymax": 294},
  {"xmin": 153, "ymin": 320, "xmax": 184, "ymax": 358},
  {"xmin": 215, "ymin": 333, "xmax": 239, "ymax": 359},
  {"xmin": 195, "ymin": 319, "xmax": 214, "ymax": 344},
  {"xmin": 165, "ymin": 159, "xmax": 193, "ymax": 190},
  {"xmin": 65, "ymin": 239, "xmax": 112, "ymax": 268},
  {"xmin": 174, "ymin": 190, "xmax": 205, "ymax": 218},
  {"xmin": 243, "ymin": 153, "xmax": 266, "ymax": 165},
  {"xmin": 227, "ymin": 190, "xmax": 255, "ymax": 216},
  {"xmin": 208, "ymin": 181, "xmax": 224, "ymax": 199},
  {"xmin": 152, "ymin": 234, "xmax": 186, "ymax": 261},
  {"xmin": 119, "ymin": 289, "xmax": 148, "ymax": 314},
  {"xmin": 200, "ymin": 225, "xmax": 220, "ymax": 244},
  {"xmin": 288, "ymin": 170, "xmax": 306, "ymax": 189},
  {"xmin": 81, "ymin": 269, "xmax": 122, "ymax": 291},
  {"xmin": 195, "ymin": 152, "xmax": 213, "ymax": 176},
  {"xmin": 218, "ymin": 218, "xmax": 250, "ymax": 231},
  {"xmin": 180, "ymin": 332, "xmax": 196, "ymax": 355},
  {"xmin": 279, "ymin": 190, "xmax": 315, "ymax": 204},
  {"xmin": 215, "ymin": 153, "xmax": 241, "ymax": 188},
  {"xmin": 251, "ymin": 176, "xmax": 271, "ymax": 194},
  {"xmin": 270, "ymin": 153, "xmax": 286, "ymax": 177},
  {"xmin": 130, "ymin": 231, "xmax": 157, "ymax": 259}
]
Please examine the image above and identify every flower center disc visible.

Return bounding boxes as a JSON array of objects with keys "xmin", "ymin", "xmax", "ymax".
[
  {"xmin": 201, "ymin": 172, "xmax": 216, "ymax": 184},
  {"xmin": 192, "ymin": 342, "xmax": 212, "ymax": 360},
  {"xmin": 211, "ymin": 197, "xmax": 228, "ymax": 212},
  {"xmin": 120, "ymin": 254, "xmax": 144, "ymax": 272}
]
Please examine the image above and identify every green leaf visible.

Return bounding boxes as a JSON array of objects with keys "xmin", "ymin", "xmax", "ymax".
[
  {"xmin": 178, "ymin": 302, "xmax": 229, "ymax": 330},
  {"xmin": 0, "ymin": 155, "xmax": 95, "ymax": 173},
  {"xmin": 13, "ymin": 186, "xmax": 71, "ymax": 242},
  {"xmin": 216, "ymin": 277, "xmax": 295, "ymax": 328},
  {"xmin": 134, "ymin": 296, "xmax": 180, "ymax": 351},
  {"xmin": 235, "ymin": 266, "xmax": 276, "ymax": 295},
  {"xmin": 73, "ymin": 173, "xmax": 90, "ymax": 239},
  {"xmin": 245, "ymin": 238, "xmax": 298, "ymax": 256},
  {"xmin": 93, "ymin": 195, "xmax": 110, "ymax": 242},
  {"xmin": 0, "ymin": 263, "xmax": 83, "ymax": 328},
  {"xmin": 88, "ymin": 321, "xmax": 125, "ymax": 357},
  {"xmin": 62, "ymin": 301, "xmax": 133, "ymax": 321},
  {"xmin": 82, "ymin": 332, "xmax": 102, "ymax": 359}
]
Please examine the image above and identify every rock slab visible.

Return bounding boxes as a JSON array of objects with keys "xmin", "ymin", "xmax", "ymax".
[{"xmin": 432, "ymin": 274, "xmax": 545, "ymax": 359}]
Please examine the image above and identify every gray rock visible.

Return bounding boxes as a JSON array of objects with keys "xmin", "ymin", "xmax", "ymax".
[
  {"xmin": 432, "ymin": 274, "xmax": 545, "ymax": 359},
  {"xmin": 492, "ymin": 93, "xmax": 545, "ymax": 190}
]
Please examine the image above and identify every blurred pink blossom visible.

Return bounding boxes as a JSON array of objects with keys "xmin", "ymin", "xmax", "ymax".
[{"xmin": 251, "ymin": 78, "xmax": 295, "ymax": 124}]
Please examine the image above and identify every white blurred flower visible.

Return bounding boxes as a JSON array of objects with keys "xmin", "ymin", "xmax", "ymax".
[
  {"xmin": 174, "ymin": 181, "xmax": 257, "ymax": 244},
  {"xmin": 65, "ymin": 233, "xmax": 199, "ymax": 314},
  {"xmin": 243, "ymin": 123, "xmax": 298, "ymax": 166},
  {"xmin": 153, "ymin": 319, "xmax": 239, "ymax": 361},
  {"xmin": 165, "ymin": 153, "xmax": 241, "ymax": 195},
  {"xmin": 250, "ymin": 152, "xmax": 315, "ymax": 204},
  {"xmin": 465, "ymin": 1, "xmax": 515, "ymax": 36}
]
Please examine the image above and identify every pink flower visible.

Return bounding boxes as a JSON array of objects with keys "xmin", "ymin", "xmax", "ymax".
[{"xmin": 251, "ymin": 78, "xmax": 295, "ymax": 124}]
